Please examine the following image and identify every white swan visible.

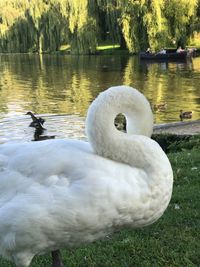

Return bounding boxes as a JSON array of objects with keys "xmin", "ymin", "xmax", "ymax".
[{"xmin": 0, "ymin": 86, "xmax": 173, "ymax": 267}]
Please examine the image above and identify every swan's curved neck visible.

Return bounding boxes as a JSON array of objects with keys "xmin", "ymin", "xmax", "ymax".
[
  {"xmin": 86, "ymin": 86, "xmax": 154, "ymax": 167},
  {"xmin": 86, "ymin": 86, "xmax": 173, "ymax": 225}
]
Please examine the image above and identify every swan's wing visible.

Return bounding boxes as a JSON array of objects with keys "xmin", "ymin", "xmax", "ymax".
[
  {"xmin": 0, "ymin": 139, "xmax": 154, "ymax": 260},
  {"xmin": 0, "ymin": 139, "xmax": 93, "ymax": 203},
  {"xmin": 0, "ymin": 138, "xmax": 148, "ymax": 213}
]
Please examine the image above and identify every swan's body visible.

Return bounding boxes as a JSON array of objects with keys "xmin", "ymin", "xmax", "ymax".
[{"xmin": 0, "ymin": 86, "xmax": 173, "ymax": 267}]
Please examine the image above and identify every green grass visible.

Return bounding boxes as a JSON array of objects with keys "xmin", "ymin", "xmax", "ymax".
[
  {"xmin": 189, "ymin": 33, "xmax": 200, "ymax": 48},
  {"xmin": 58, "ymin": 43, "xmax": 129, "ymax": 55},
  {"xmin": 96, "ymin": 44, "xmax": 129, "ymax": 55},
  {"xmin": 152, "ymin": 134, "xmax": 200, "ymax": 153},
  {"xmin": 0, "ymin": 142, "xmax": 200, "ymax": 267},
  {"xmin": 96, "ymin": 44, "xmax": 120, "ymax": 51},
  {"xmin": 59, "ymin": 43, "xmax": 121, "ymax": 52}
]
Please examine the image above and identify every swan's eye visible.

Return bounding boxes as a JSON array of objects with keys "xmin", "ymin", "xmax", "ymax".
[{"xmin": 114, "ymin": 113, "xmax": 126, "ymax": 132}]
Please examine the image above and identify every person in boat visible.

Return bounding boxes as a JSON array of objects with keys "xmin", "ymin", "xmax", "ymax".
[
  {"xmin": 145, "ymin": 47, "xmax": 152, "ymax": 53},
  {"xmin": 176, "ymin": 46, "xmax": 185, "ymax": 53},
  {"xmin": 157, "ymin": 48, "xmax": 166, "ymax": 54}
]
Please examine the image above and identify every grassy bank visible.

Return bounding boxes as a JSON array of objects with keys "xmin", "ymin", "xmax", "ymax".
[
  {"xmin": 59, "ymin": 44, "xmax": 130, "ymax": 55},
  {"xmin": 0, "ymin": 137, "xmax": 199, "ymax": 267},
  {"xmin": 58, "ymin": 42, "xmax": 200, "ymax": 55},
  {"xmin": 96, "ymin": 45, "xmax": 130, "ymax": 55}
]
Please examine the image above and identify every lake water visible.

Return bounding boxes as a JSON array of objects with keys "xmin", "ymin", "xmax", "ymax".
[{"xmin": 0, "ymin": 53, "xmax": 200, "ymax": 143}]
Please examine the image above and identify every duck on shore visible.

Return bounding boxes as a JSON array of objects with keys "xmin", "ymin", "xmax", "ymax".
[{"xmin": 179, "ymin": 110, "xmax": 192, "ymax": 121}]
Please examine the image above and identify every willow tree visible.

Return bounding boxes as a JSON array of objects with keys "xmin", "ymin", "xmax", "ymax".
[
  {"xmin": 196, "ymin": 0, "xmax": 200, "ymax": 27},
  {"xmin": 0, "ymin": 0, "xmax": 62, "ymax": 53},
  {"xmin": 116, "ymin": 0, "xmax": 165, "ymax": 52},
  {"xmin": 0, "ymin": 0, "xmax": 199, "ymax": 54},
  {"xmin": 164, "ymin": 0, "xmax": 198, "ymax": 48},
  {"xmin": 25, "ymin": 0, "xmax": 51, "ymax": 53},
  {"xmin": 0, "ymin": 0, "xmax": 98, "ymax": 54},
  {"xmin": 37, "ymin": 7, "xmax": 65, "ymax": 52},
  {"xmin": 48, "ymin": 0, "xmax": 99, "ymax": 54},
  {"xmin": 64, "ymin": 0, "xmax": 98, "ymax": 54},
  {"xmin": 95, "ymin": 0, "xmax": 122, "ymax": 46},
  {"xmin": 143, "ymin": 0, "xmax": 167, "ymax": 50},
  {"xmin": 0, "ymin": 0, "xmax": 31, "ymax": 52}
]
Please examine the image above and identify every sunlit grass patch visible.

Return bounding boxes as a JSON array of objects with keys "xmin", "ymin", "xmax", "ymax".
[
  {"xmin": 96, "ymin": 44, "xmax": 129, "ymax": 55},
  {"xmin": 96, "ymin": 44, "xmax": 120, "ymax": 51},
  {"xmin": 189, "ymin": 32, "xmax": 200, "ymax": 48},
  {"xmin": 59, "ymin": 44, "xmax": 71, "ymax": 52}
]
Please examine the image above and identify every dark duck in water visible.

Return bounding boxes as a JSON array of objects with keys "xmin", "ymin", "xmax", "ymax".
[
  {"xmin": 179, "ymin": 110, "xmax": 192, "ymax": 121},
  {"xmin": 26, "ymin": 111, "xmax": 45, "ymax": 129}
]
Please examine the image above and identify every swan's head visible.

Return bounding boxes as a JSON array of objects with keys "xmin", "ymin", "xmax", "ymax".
[{"xmin": 86, "ymin": 86, "xmax": 153, "ymax": 139}]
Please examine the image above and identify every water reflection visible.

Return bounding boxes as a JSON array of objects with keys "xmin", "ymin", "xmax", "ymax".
[
  {"xmin": 0, "ymin": 114, "xmax": 86, "ymax": 144},
  {"xmin": 33, "ymin": 126, "xmax": 56, "ymax": 142},
  {"xmin": 0, "ymin": 54, "xmax": 129, "ymax": 118},
  {"xmin": 131, "ymin": 58, "xmax": 200, "ymax": 123},
  {"xmin": 0, "ymin": 54, "xmax": 200, "ymax": 143}
]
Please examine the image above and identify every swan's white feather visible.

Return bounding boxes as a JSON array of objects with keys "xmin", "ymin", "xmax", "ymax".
[{"xmin": 0, "ymin": 86, "xmax": 173, "ymax": 267}]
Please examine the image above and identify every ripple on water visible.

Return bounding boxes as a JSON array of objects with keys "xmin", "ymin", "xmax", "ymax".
[{"xmin": 0, "ymin": 115, "xmax": 86, "ymax": 144}]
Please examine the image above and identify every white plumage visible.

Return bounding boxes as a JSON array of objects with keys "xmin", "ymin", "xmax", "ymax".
[{"xmin": 0, "ymin": 86, "xmax": 173, "ymax": 267}]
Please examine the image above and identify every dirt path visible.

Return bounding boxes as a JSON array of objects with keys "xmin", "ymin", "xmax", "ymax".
[{"xmin": 153, "ymin": 120, "xmax": 200, "ymax": 135}]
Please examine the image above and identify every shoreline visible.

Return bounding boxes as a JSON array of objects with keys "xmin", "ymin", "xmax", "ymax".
[
  {"xmin": 153, "ymin": 120, "xmax": 200, "ymax": 135},
  {"xmin": 1, "ymin": 47, "xmax": 199, "ymax": 56}
]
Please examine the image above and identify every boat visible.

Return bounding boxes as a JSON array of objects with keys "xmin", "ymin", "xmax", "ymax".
[{"xmin": 140, "ymin": 50, "xmax": 191, "ymax": 61}]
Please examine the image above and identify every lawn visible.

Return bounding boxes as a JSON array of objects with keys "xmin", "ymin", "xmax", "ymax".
[{"xmin": 0, "ymin": 139, "xmax": 199, "ymax": 267}]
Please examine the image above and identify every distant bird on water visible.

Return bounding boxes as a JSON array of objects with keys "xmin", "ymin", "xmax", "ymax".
[
  {"xmin": 179, "ymin": 110, "xmax": 192, "ymax": 121},
  {"xmin": 26, "ymin": 111, "xmax": 55, "ymax": 141},
  {"xmin": 26, "ymin": 111, "xmax": 45, "ymax": 129},
  {"xmin": 153, "ymin": 102, "xmax": 167, "ymax": 111}
]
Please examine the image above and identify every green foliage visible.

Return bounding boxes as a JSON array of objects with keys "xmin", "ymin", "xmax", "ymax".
[
  {"xmin": 164, "ymin": 0, "xmax": 198, "ymax": 47},
  {"xmin": 117, "ymin": 0, "xmax": 165, "ymax": 52},
  {"xmin": 0, "ymin": 0, "xmax": 199, "ymax": 53},
  {"xmin": 152, "ymin": 133, "xmax": 200, "ymax": 153}
]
